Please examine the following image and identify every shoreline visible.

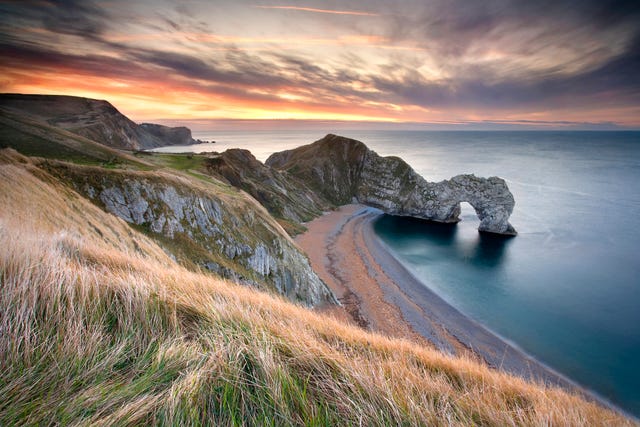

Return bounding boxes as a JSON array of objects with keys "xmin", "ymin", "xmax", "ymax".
[{"xmin": 296, "ymin": 204, "xmax": 625, "ymax": 415}]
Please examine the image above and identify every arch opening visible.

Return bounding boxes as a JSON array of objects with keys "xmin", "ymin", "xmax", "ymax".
[{"xmin": 459, "ymin": 201, "xmax": 481, "ymax": 226}]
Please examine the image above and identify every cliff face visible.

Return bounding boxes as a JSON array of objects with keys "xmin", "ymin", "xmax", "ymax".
[
  {"xmin": 267, "ymin": 136, "xmax": 368, "ymax": 206},
  {"xmin": 0, "ymin": 94, "xmax": 196, "ymax": 150},
  {"xmin": 267, "ymin": 134, "xmax": 516, "ymax": 235},
  {"xmin": 40, "ymin": 160, "xmax": 337, "ymax": 307},
  {"xmin": 0, "ymin": 100, "xmax": 338, "ymax": 307}
]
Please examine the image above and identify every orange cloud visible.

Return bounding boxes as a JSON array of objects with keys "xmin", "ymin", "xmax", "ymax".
[
  {"xmin": 1, "ymin": 64, "xmax": 423, "ymax": 123},
  {"xmin": 8, "ymin": 62, "xmax": 639, "ymax": 127}
]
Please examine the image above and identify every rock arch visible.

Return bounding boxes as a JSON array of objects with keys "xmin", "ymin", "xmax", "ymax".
[{"xmin": 267, "ymin": 134, "xmax": 517, "ymax": 235}]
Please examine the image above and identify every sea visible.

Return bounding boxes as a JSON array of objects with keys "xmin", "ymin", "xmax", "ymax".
[{"xmin": 154, "ymin": 130, "xmax": 640, "ymax": 417}]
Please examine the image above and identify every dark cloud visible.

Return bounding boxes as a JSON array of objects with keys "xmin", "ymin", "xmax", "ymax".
[
  {"xmin": 0, "ymin": 40, "xmax": 364, "ymax": 108},
  {"xmin": 0, "ymin": 42, "xmax": 155, "ymax": 80},
  {"xmin": 161, "ymin": 16, "xmax": 182, "ymax": 32},
  {"xmin": 153, "ymin": 5, "xmax": 211, "ymax": 34},
  {"xmin": 0, "ymin": 0, "xmax": 110, "ymax": 42},
  {"xmin": 119, "ymin": 43, "xmax": 379, "ymax": 106},
  {"xmin": 354, "ymin": 0, "xmax": 640, "ymax": 111},
  {"xmin": 125, "ymin": 48, "xmax": 295, "ymax": 88},
  {"xmin": 370, "ymin": 44, "xmax": 640, "ymax": 112},
  {"xmin": 571, "ymin": 34, "xmax": 640, "ymax": 92},
  {"xmin": 41, "ymin": 0, "xmax": 109, "ymax": 40},
  {"xmin": 383, "ymin": 0, "xmax": 640, "ymax": 56}
]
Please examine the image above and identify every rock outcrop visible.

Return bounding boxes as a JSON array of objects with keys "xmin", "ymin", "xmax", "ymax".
[
  {"xmin": 139, "ymin": 123, "xmax": 196, "ymax": 147},
  {"xmin": 0, "ymin": 94, "xmax": 197, "ymax": 150},
  {"xmin": 203, "ymin": 149, "xmax": 331, "ymax": 233},
  {"xmin": 267, "ymin": 134, "xmax": 516, "ymax": 235},
  {"xmin": 41, "ymin": 160, "xmax": 337, "ymax": 306}
]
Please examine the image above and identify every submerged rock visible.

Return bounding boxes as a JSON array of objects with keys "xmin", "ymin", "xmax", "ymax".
[{"xmin": 267, "ymin": 134, "xmax": 516, "ymax": 235}]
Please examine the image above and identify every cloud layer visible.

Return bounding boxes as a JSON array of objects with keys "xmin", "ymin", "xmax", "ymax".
[{"xmin": 1, "ymin": 0, "xmax": 638, "ymax": 126}]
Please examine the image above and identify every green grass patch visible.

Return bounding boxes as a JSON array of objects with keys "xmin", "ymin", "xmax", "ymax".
[
  {"xmin": 146, "ymin": 153, "xmax": 206, "ymax": 171},
  {"xmin": 138, "ymin": 153, "xmax": 240, "ymax": 193}
]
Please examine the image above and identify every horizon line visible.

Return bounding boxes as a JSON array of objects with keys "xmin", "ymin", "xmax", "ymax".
[{"xmin": 149, "ymin": 117, "xmax": 639, "ymax": 131}]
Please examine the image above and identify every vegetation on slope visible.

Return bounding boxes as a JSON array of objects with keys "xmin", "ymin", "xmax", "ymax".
[
  {"xmin": 0, "ymin": 108, "xmax": 217, "ymax": 179},
  {"xmin": 0, "ymin": 146, "xmax": 633, "ymax": 426},
  {"xmin": 1, "ymin": 102, "xmax": 321, "ymax": 240},
  {"xmin": 0, "ymin": 148, "xmax": 332, "ymax": 306},
  {"xmin": 0, "ymin": 108, "xmax": 151, "ymax": 168},
  {"xmin": 0, "ymin": 93, "xmax": 197, "ymax": 150},
  {"xmin": 266, "ymin": 134, "xmax": 370, "ymax": 205},
  {"xmin": 0, "ymin": 98, "xmax": 334, "ymax": 304}
]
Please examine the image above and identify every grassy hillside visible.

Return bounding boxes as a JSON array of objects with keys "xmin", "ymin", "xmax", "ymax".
[
  {"xmin": 0, "ymin": 108, "xmax": 152, "ymax": 168},
  {"xmin": 0, "ymin": 94, "xmax": 197, "ymax": 150},
  {"xmin": 0, "ymin": 151, "xmax": 633, "ymax": 425},
  {"xmin": 36, "ymin": 156, "xmax": 333, "ymax": 305}
]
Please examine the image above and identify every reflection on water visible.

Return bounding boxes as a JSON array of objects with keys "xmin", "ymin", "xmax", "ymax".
[
  {"xmin": 374, "ymin": 214, "xmax": 513, "ymax": 269},
  {"xmin": 473, "ymin": 233, "xmax": 513, "ymax": 267},
  {"xmin": 377, "ymin": 215, "xmax": 458, "ymax": 242}
]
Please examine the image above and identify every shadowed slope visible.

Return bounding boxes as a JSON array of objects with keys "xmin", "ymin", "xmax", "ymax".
[
  {"xmin": 203, "ymin": 149, "xmax": 331, "ymax": 235},
  {"xmin": 0, "ymin": 107, "xmax": 152, "ymax": 167}
]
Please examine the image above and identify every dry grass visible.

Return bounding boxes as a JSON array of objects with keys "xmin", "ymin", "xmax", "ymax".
[{"xmin": 0, "ymin": 151, "xmax": 635, "ymax": 426}]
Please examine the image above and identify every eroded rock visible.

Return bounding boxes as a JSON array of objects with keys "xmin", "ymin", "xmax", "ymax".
[
  {"xmin": 267, "ymin": 134, "xmax": 516, "ymax": 235},
  {"xmin": 41, "ymin": 162, "xmax": 338, "ymax": 307}
]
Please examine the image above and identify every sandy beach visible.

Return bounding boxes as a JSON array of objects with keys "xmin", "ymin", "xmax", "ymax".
[{"xmin": 296, "ymin": 204, "xmax": 579, "ymax": 389}]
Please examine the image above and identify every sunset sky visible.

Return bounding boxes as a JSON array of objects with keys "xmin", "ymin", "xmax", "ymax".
[{"xmin": 1, "ymin": 0, "xmax": 639, "ymax": 129}]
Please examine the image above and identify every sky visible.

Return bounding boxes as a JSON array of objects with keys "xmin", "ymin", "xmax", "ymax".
[{"xmin": 1, "ymin": 0, "xmax": 639, "ymax": 129}]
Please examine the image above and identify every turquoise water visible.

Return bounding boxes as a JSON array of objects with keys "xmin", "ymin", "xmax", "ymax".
[{"xmin": 156, "ymin": 130, "xmax": 640, "ymax": 416}]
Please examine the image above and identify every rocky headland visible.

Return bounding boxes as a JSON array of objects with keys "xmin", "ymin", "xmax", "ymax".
[
  {"xmin": 202, "ymin": 135, "xmax": 517, "ymax": 236},
  {"xmin": 1, "ymin": 94, "xmax": 517, "ymax": 235},
  {"xmin": 0, "ymin": 95, "xmax": 518, "ymax": 312},
  {"xmin": 138, "ymin": 122, "xmax": 200, "ymax": 146},
  {"xmin": 203, "ymin": 149, "xmax": 331, "ymax": 234},
  {"xmin": 267, "ymin": 134, "xmax": 516, "ymax": 235}
]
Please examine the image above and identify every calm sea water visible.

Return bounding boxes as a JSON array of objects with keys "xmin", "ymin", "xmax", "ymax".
[{"xmin": 155, "ymin": 130, "xmax": 640, "ymax": 416}]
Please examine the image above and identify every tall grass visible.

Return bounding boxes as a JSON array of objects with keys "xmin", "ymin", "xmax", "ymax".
[{"xmin": 0, "ymin": 152, "xmax": 634, "ymax": 426}]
